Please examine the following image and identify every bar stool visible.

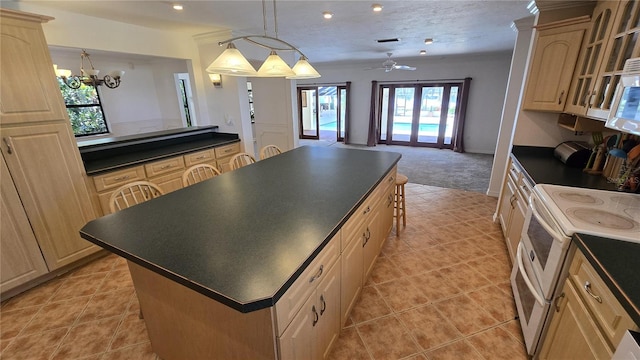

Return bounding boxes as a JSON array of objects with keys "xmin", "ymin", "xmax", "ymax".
[{"xmin": 394, "ymin": 173, "xmax": 408, "ymax": 235}]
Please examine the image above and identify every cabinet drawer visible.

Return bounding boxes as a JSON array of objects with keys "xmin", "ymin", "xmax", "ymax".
[
  {"xmin": 274, "ymin": 232, "xmax": 340, "ymax": 336},
  {"xmin": 214, "ymin": 142, "xmax": 240, "ymax": 158},
  {"xmin": 569, "ymin": 251, "xmax": 636, "ymax": 348},
  {"xmin": 184, "ymin": 149, "xmax": 215, "ymax": 167},
  {"xmin": 144, "ymin": 156, "xmax": 185, "ymax": 178},
  {"xmin": 92, "ymin": 166, "xmax": 146, "ymax": 192}
]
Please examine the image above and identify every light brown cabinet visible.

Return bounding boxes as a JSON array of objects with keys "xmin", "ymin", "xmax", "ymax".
[
  {"xmin": 539, "ymin": 249, "xmax": 638, "ymax": 359},
  {"xmin": 565, "ymin": 0, "xmax": 640, "ymax": 120},
  {"xmin": 0, "ymin": 8, "xmax": 99, "ymax": 296},
  {"xmin": 522, "ymin": 17, "xmax": 589, "ymax": 112}
]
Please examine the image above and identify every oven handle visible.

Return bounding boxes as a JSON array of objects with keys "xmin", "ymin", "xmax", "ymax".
[
  {"xmin": 529, "ymin": 194, "xmax": 570, "ymax": 243},
  {"xmin": 516, "ymin": 241, "xmax": 546, "ymax": 306}
]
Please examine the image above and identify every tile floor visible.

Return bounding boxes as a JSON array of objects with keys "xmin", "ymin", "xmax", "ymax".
[{"xmin": 0, "ymin": 183, "xmax": 527, "ymax": 360}]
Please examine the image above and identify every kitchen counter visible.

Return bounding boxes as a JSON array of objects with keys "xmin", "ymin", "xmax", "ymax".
[
  {"xmin": 77, "ymin": 126, "xmax": 240, "ymax": 175},
  {"xmin": 80, "ymin": 146, "xmax": 401, "ymax": 313},
  {"xmin": 573, "ymin": 233, "xmax": 640, "ymax": 326},
  {"xmin": 512, "ymin": 146, "xmax": 618, "ymax": 191}
]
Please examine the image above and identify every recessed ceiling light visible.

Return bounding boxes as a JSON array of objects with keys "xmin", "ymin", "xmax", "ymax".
[
  {"xmin": 173, "ymin": 4, "xmax": 183, "ymax": 11},
  {"xmin": 372, "ymin": 4, "xmax": 383, "ymax": 12},
  {"xmin": 322, "ymin": 11, "xmax": 333, "ymax": 19},
  {"xmin": 424, "ymin": 38, "xmax": 434, "ymax": 45},
  {"xmin": 419, "ymin": 50, "xmax": 427, "ymax": 55}
]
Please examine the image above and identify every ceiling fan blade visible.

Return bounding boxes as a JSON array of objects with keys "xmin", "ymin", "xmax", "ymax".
[{"xmin": 394, "ymin": 65, "xmax": 416, "ymax": 71}]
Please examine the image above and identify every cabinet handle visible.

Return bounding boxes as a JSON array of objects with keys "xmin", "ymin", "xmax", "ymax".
[
  {"xmin": 388, "ymin": 176, "xmax": 394, "ymax": 183},
  {"xmin": 309, "ymin": 265, "xmax": 323, "ymax": 283},
  {"xmin": 114, "ymin": 175, "xmax": 130, "ymax": 181},
  {"xmin": 312, "ymin": 305, "xmax": 319, "ymax": 326},
  {"xmin": 387, "ymin": 194, "xmax": 393, "ymax": 207},
  {"xmin": 320, "ymin": 294, "xmax": 326, "ymax": 315},
  {"xmin": 196, "ymin": 155, "xmax": 205, "ymax": 159},
  {"xmin": 363, "ymin": 206, "xmax": 371, "ymax": 215},
  {"xmin": 510, "ymin": 194, "xmax": 517, "ymax": 208},
  {"xmin": 582, "ymin": 90, "xmax": 591, "ymax": 107},
  {"xmin": 554, "ymin": 292, "xmax": 565, "ymax": 312},
  {"xmin": 583, "ymin": 281, "xmax": 602, "ymax": 303},
  {"xmin": 362, "ymin": 227, "xmax": 371, "ymax": 247},
  {"xmin": 3, "ymin": 137, "xmax": 13, "ymax": 154},
  {"xmin": 558, "ymin": 90, "xmax": 564, "ymax": 105},
  {"xmin": 160, "ymin": 164, "xmax": 172, "ymax": 169}
]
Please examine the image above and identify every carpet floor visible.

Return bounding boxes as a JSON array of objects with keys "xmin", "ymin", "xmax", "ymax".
[{"xmin": 299, "ymin": 140, "xmax": 495, "ymax": 194}]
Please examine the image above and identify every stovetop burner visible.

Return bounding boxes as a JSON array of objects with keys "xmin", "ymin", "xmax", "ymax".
[
  {"xmin": 566, "ymin": 208, "xmax": 640, "ymax": 231},
  {"xmin": 611, "ymin": 196, "xmax": 640, "ymax": 207},
  {"xmin": 557, "ymin": 192, "xmax": 605, "ymax": 205}
]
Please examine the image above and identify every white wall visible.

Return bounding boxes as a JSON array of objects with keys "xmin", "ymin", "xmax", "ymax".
[{"xmin": 298, "ymin": 52, "xmax": 514, "ymax": 154}]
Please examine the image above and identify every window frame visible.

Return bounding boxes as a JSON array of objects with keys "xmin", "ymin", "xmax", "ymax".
[{"xmin": 57, "ymin": 78, "xmax": 110, "ymax": 137}]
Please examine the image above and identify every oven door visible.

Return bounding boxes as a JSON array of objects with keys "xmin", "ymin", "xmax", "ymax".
[
  {"xmin": 511, "ymin": 240, "xmax": 550, "ymax": 355},
  {"xmin": 520, "ymin": 192, "xmax": 572, "ymax": 298}
]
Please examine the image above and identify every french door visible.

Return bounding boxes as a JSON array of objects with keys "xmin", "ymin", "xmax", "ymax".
[
  {"xmin": 298, "ymin": 86, "xmax": 346, "ymax": 141},
  {"xmin": 378, "ymin": 83, "xmax": 461, "ymax": 148}
]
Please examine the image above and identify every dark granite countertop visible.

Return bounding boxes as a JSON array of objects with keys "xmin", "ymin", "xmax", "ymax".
[
  {"xmin": 80, "ymin": 146, "xmax": 401, "ymax": 313},
  {"xmin": 511, "ymin": 146, "xmax": 618, "ymax": 190},
  {"xmin": 573, "ymin": 234, "xmax": 640, "ymax": 326}
]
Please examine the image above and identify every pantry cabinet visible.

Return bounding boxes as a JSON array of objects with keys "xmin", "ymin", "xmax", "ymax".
[
  {"xmin": 539, "ymin": 249, "xmax": 638, "ymax": 359},
  {"xmin": 522, "ymin": 17, "xmax": 589, "ymax": 112},
  {"xmin": 0, "ymin": 8, "xmax": 99, "ymax": 293},
  {"xmin": 497, "ymin": 158, "xmax": 532, "ymax": 263}
]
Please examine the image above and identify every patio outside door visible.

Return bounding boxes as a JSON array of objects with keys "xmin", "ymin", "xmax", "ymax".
[
  {"xmin": 379, "ymin": 83, "xmax": 460, "ymax": 148},
  {"xmin": 298, "ymin": 86, "xmax": 345, "ymax": 142}
]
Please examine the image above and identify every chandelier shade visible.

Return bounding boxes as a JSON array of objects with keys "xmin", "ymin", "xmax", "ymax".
[
  {"xmin": 206, "ymin": 0, "xmax": 321, "ymax": 79},
  {"xmin": 55, "ymin": 49, "xmax": 124, "ymax": 89},
  {"xmin": 206, "ymin": 43, "xmax": 258, "ymax": 76},
  {"xmin": 257, "ymin": 51, "xmax": 296, "ymax": 77}
]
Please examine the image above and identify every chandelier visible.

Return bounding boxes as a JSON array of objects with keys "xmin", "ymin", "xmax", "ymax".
[
  {"xmin": 54, "ymin": 49, "xmax": 124, "ymax": 89},
  {"xmin": 206, "ymin": 0, "xmax": 320, "ymax": 79}
]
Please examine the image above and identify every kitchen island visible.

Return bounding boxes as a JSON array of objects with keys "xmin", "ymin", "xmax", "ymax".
[{"xmin": 80, "ymin": 146, "xmax": 400, "ymax": 359}]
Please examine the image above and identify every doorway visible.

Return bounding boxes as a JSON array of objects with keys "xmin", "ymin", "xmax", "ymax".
[
  {"xmin": 298, "ymin": 86, "xmax": 346, "ymax": 142},
  {"xmin": 174, "ymin": 73, "xmax": 197, "ymax": 127},
  {"xmin": 379, "ymin": 83, "xmax": 462, "ymax": 148}
]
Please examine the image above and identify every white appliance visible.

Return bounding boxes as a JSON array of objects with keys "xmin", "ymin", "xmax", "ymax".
[
  {"xmin": 613, "ymin": 330, "xmax": 640, "ymax": 360},
  {"xmin": 607, "ymin": 57, "xmax": 640, "ymax": 136},
  {"xmin": 511, "ymin": 184, "xmax": 640, "ymax": 356}
]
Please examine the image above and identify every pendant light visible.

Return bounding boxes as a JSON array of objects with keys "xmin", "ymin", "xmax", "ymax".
[{"xmin": 206, "ymin": 0, "xmax": 320, "ymax": 79}]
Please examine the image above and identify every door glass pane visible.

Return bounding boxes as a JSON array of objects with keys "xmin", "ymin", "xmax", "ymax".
[
  {"xmin": 300, "ymin": 89, "xmax": 318, "ymax": 138},
  {"xmin": 319, "ymin": 87, "xmax": 337, "ymax": 141},
  {"xmin": 339, "ymin": 88, "xmax": 346, "ymax": 140},
  {"xmin": 380, "ymin": 87, "xmax": 390, "ymax": 141},
  {"xmin": 417, "ymin": 86, "xmax": 443, "ymax": 144},
  {"xmin": 444, "ymin": 87, "xmax": 458, "ymax": 145},
  {"xmin": 391, "ymin": 87, "xmax": 414, "ymax": 142}
]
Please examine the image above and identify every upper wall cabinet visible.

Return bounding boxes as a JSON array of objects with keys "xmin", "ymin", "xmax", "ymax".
[
  {"xmin": 522, "ymin": 16, "xmax": 590, "ymax": 112},
  {"xmin": 0, "ymin": 10, "xmax": 67, "ymax": 125},
  {"xmin": 565, "ymin": 0, "xmax": 640, "ymax": 120}
]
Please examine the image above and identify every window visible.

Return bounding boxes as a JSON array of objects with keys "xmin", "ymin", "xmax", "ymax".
[{"xmin": 58, "ymin": 78, "xmax": 109, "ymax": 136}]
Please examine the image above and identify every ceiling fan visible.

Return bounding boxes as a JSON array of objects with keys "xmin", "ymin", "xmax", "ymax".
[{"xmin": 366, "ymin": 53, "xmax": 416, "ymax": 72}]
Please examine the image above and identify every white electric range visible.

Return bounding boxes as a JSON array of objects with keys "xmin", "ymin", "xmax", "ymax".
[{"xmin": 534, "ymin": 184, "xmax": 640, "ymax": 243}]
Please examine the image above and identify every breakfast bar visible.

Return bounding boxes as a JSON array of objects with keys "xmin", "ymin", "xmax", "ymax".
[{"xmin": 80, "ymin": 146, "xmax": 400, "ymax": 359}]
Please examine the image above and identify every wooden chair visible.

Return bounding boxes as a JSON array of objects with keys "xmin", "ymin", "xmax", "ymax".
[
  {"xmin": 259, "ymin": 145, "xmax": 282, "ymax": 160},
  {"xmin": 108, "ymin": 181, "xmax": 164, "ymax": 213},
  {"xmin": 182, "ymin": 164, "xmax": 222, "ymax": 186},
  {"xmin": 229, "ymin": 152, "xmax": 256, "ymax": 170}
]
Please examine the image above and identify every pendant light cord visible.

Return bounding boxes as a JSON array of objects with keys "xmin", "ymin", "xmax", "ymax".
[
  {"xmin": 262, "ymin": 0, "xmax": 267, "ymax": 36},
  {"xmin": 273, "ymin": 0, "xmax": 278, "ymax": 39}
]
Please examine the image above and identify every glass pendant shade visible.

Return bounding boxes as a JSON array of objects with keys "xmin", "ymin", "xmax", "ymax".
[
  {"xmin": 287, "ymin": 56, "xmax": 321, "ymax": 79},
  {"xmin": 257, "ymin": 51, "xmax": 296, "ymax": 77},
  {"xmin": 207, "ymin": 43, "xmax": 257, "ymax": 76}
]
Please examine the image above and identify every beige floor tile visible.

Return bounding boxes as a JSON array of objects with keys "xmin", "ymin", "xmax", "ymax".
[
  {"xmin": 375, "ymin": 278, "xmax": 430, "ymax": 312},
  {"xmin": 412, "ymin": 270, "xmax": 462, "ymax": 302},
  {"xmin": 425, "ymin": 339, "xmax": 484, "ymax": 360},
  {"xmin": 328, "ymin": 327, "xmax": 370, "ymax": 360},
  {"xmin": 418, "ymin": 245, "xmax": 463, "ymax": 269},
  {"xmin": 367, "ymin": 256, "xmax": 406, "ymax": 284},
  {"xmin": 387, "ymin": 250, "xmax": 434, "ymax": 276},
  {"xmin": 52, "ymin": 316, "xmax": 121, "ymax": 359},
  {"xmin": 77, "ymin": 288, "xmax": 134, "ymax": 323},
  {"xmin": 102, "ymin": 341, "xmax": 157, "ymax": 360},
  {"xmin": 466, "ymin": 255, "xmax": 512, "ymax": 285},
  {"xmin": 0, "ymin": 327, "xmax": 68, "ymax": 360},
  {"xmin": 0, "ymin": 305, "xmax": 41, "ymax": 340},
  {"xmin": 97, "ymin": 270, "xmax": 134, "ymax": 293},
  {"xmin": 467, "ymin": 286, "xmax": 517, "ymax": 323},
  {"xmin": 398, "ymin": 305, "xmax": 461, "ymax": 351},
  {"xmin": 467, "ymin": 326, "xmax": 528, "ymax": 360},
  {"xmin": 68, "ymin": 254, "xmax": 118, "ymax": 277},
  {"xmin": 433, "ymin": 295, "xmax": 500, "ymax": 336},
  {"xmin": 357, "ymin": 316, "xmax": 421, "ymax": 360},
  {"xmin": 500, "ymin": 319, "xmax": 525, "ymax": 345},
  {"xmin": 0, "ymin": 278, "xmax": 65, "ymax": 312},
  {"xmin": 380, "ymin": 236, "xmax": 414, "ymax": 256},
  {"xmin": 348, "ymin": 286, "xmax": 392, "ymax": 324},
  {"xmin": 438, "ymin": 263, "xmax": 493, "ymax": 293},
  {"xmin": 21, "ymin": 297, "xmax": 91, "ymax": 335},
  {"xmin": 109, "ymin": 312, "xmax": 151, "ymax": 351},
  {"xmin": 50, "ymin": 273, "xmax": 109, "ymax": 302}
]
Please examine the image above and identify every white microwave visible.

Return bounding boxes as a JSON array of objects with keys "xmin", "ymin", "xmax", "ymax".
[{"xmin": 607, "ymin": 57, "xmax": 640, "ymax": 135}]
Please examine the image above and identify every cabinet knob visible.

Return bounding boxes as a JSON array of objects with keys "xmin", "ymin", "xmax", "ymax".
[
  {"xmin": 558, "ymin": 90, "xmax": 564, "ymax": 105},
  {"xmin": 554, "ymin": 292, "xmax": 565, "ymax": 312},
  {"xmin": 3, "ymin": 137, "xmax": 13, "ymax": 154}
]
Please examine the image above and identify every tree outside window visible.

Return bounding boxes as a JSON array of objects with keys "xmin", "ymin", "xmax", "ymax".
[{"xmin": 57, "ymin": 78, "xmax": 109, "ymax": 136}]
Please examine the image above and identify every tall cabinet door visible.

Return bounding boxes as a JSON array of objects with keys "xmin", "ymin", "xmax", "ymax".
[
  {"xmin": 565, "ymin": 1, "xmax": 619, "ymax": 115},
  {"xmin": 1, "ymin": 123, "xmax": 99, "ymax": 270},
  {"xmin": 0, "ymin": 12, "xmax": 66, "ymax": 125},
  {"xmin": 1, "ymin": 155, "xmax": 49, "ymax": 293}
]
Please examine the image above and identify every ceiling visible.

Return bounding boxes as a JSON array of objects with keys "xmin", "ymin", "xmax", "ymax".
[{"xmin": 16, "ymin": 0, "xmax": 534, "ymax": 64}]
